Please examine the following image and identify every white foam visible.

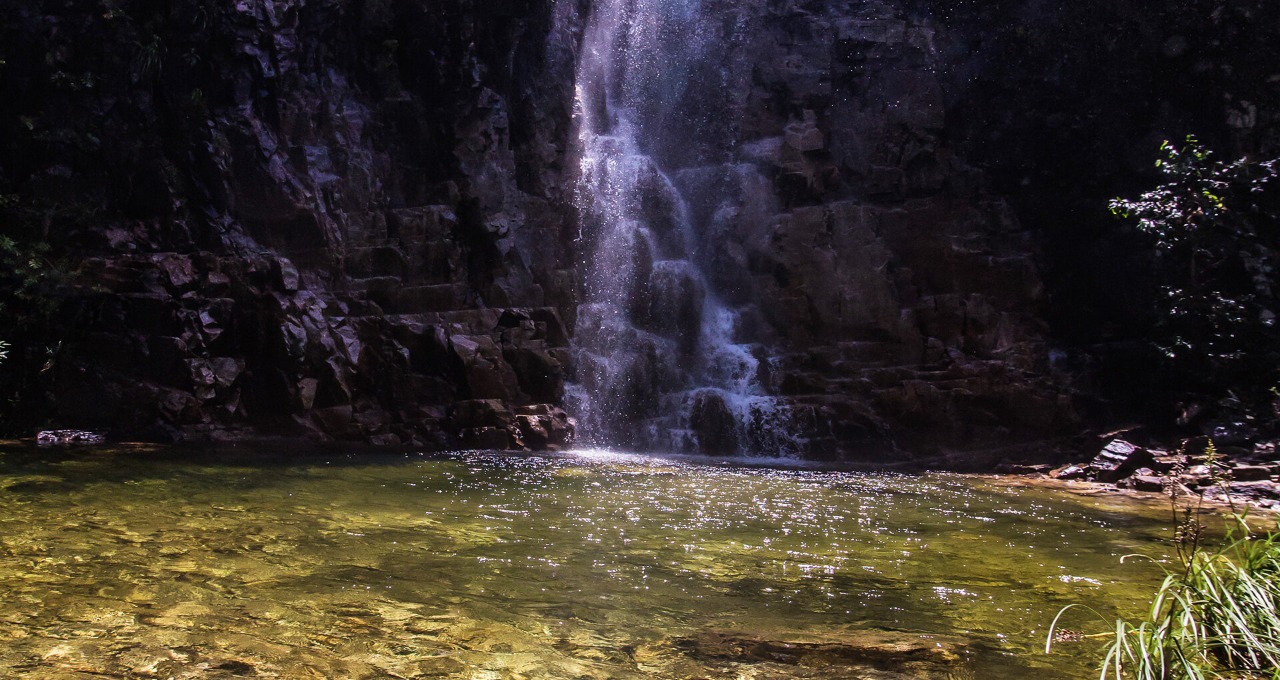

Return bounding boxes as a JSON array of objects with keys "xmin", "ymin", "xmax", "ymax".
[{"xmin": 562, "ymin": 0, "xmax": 801, "ymax": 458}]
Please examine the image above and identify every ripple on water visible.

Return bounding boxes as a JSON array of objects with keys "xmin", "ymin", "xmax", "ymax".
[{"xmin": 0, "ymin": 447, "xmax": 1177, "ymax": 679}]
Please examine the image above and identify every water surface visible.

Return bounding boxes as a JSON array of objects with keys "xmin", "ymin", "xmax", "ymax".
[{"xmin": 0, "ymin": 446, "xmax": 1177, "ymax": 678}]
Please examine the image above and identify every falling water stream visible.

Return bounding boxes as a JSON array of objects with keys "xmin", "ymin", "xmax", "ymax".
[{"xmin": 565, "ymin": 0, "xmax": 798, "ymax": 455}]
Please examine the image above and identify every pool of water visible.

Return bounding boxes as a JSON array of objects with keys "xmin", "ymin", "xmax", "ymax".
[{"xmin": 0, "ymin": 445, "xmax": 1182, "ymax": 678}]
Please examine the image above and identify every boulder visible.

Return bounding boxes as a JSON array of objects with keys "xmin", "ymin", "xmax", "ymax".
[
  {"xmin": 460, "ymin": 427, "xmax": 514, "ymax": 450},
  {"xmin": 1090, "ymin": 439, "xmax": 1156, "ymax": 483}
]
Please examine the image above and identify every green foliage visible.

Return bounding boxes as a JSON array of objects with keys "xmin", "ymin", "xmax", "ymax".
[
  {"xmin": 1060, "ymin": 525, "xmax": 1280, "ymax": 679},
  {"xmin": 0, "ymin": 225, "xmax": 62, "ymax": 429},
  {"xmin": 1048, "ymin": 444, "xmax": 1280, "ymax": 679},
  {"xmin": 1110, "ymin": 138, "xmax": 1280, "ymax": 401},
  {"xmin": 0, "ymin": 234, "xmax": 54, "ymax": 320},
  {"xmin": 131, "ymin": 33, "xmax": 166, "ymax": 83}
]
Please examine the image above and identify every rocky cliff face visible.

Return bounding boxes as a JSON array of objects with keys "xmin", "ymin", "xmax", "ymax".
[
  {"xmin": 0, "ymin": 0, "xmax": 584, "ymax": 447},
  {"xmin": 1, "ymin": 0, "xmax": 1270, "ymax": 457},
  {"xmin": 657, "ymin": 0, "xmax": 1078, "ymax": 457}
]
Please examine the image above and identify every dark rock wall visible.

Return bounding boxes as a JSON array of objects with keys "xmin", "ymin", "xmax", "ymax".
[
  {"xmin": 653, "ymin": 0, "xmax": 1075, "ymax": 457},
  {"xmin": 0, "ymin": 0, "xmax": 584, "ymax": 446},
  {"xmin": 921, "ymin": 0, "xmax": 1280, "ymax": 428},
  {"xmin": 0, "ymin": 0, "xmax": 1273, "ymax": 454}
]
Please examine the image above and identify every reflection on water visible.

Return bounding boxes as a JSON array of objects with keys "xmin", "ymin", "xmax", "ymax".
[{"xmin": 0, "ymin": 446, "xmax": 1174, "ymax": 678}]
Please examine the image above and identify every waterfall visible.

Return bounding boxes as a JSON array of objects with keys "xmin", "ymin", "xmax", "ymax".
[{"xmin": 563, "ymin": 0, "xmax": 799, "ymax": 456}]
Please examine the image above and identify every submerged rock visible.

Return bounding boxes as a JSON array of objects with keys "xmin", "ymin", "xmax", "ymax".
[{"xmin": 675, "ymin": 629, "xmax": 967, "ymax": 677}]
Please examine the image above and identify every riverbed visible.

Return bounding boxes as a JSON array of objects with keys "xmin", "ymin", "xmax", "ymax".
[{"xmin": 0, "ymin": 445, "xmax": 1180, "ymax": 678}]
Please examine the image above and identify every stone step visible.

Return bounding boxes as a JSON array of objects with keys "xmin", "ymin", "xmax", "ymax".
[
  {"xmin": 346, "ymin": 245, "xmax": 409, "ymax": 279},
  {"xmin": 378, "ymin": 284, "xmax": 471, "ymax": 314},
  {"xmin": 346, "ymin": 278, "xmax": 469, "ymax": 314},
  {"xmin": 835, "ymin": 340, "xmax": 910, "ymax": 365},
  {"xmin": 347, "ymin": 245, "xmax": 462, "ymax": 282},
  {"xmin": 386, "ymin": 205, "xmax": 456, "ymax": 242}
]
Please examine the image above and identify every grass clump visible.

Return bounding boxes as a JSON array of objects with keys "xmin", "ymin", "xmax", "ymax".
[{"xmin": 1048, "ymin": 444, "xmax": 1280, "ymax": 679}]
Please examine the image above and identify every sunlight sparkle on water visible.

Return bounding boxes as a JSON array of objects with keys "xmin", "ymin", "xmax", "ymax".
[{"xmin": 0, "ymin": 447, "xmax": 1179, "ymax": 679}]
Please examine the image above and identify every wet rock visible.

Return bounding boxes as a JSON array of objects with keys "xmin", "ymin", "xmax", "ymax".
[
  {"xmin": 502, "ymin": 345, "xmax": 564, "ymax": 405},
  {"xmin": 354, "ymin": 406, "xmax": 391, "ymax": 434},
  {"xmin": 297, "ymin": 378, "xmax": 320, "ymax": 411},
  {"xmin": 1051, "ymin": 464, "xmax": 1089, "ymax": 480},
  {"xmin": 784, "ymin": 110, "xmax": 825, "ymax": 152},
  {"xmin": 450, "ymin": 335, "xmax": 523, "ymax": 402},
  {"xmin": 36, "ymin": 430, "xmax": 107, "ymax": 446},
  {"xmin": 1181, "ymin": 465, "xmax": 1220, "ymax": 489},
  {"xmin": 994, "ymin": 463, "xmax": 1055, "ymax": 475},
  {"xmin": 368, "ymin": 432, "xmax": 402, "ymax": 447},
  {"xmin": 1204, "ymin": 481, "xmax": 1280, "ymax": 503},
  {"xmin": 449, "ymin": 399, "xmax": 516, "ymax": 433},
  {"xmin": 209, "ymin": 358, "xmax": 245, "ymax": 389},
  {"xmin": 689, "ymin": 391, "xmax": 741, "ymax": 456},
  {"xmin": 0, "ymin": 0, "xmax": 1125, "ymax": 459},
  {"xmin": 676, "ymin": 629, "xmax": 964, "ymax": 676},
  {"xmin": 1149, "ymin": 451, "xmax": 1184, "ymax": 473},
  {"xmin": 1123, "ymin": 471, "xmax": 1165, "ymax": 493},
  {"xmin": 460, "ymin": 427, "xmax": 514, "ymax": 450},
  {"xmin": 836, "ymin": 18, "xmax": 908, "ymax": 44},
  {"xmin": 514, "ymin": 414, "xmax": 551, "ymax": 450},
  {"xmin": 153, "ymin": 254, "xmax": 197, "ymax": 292},
  {"xmin": 642, "ymin": 261, "xmax": 706, "ymax": 354},
  {"xmin": 1230, "ymin": 464, "xmax": 1273, "ymax": 482},
  {"xmin": 514, "ymin": 405, "xmax": 575, "ymax": 451},
  {"xmin": 313, "ymin": 406, "xmax": 357, "ymax": 439}
]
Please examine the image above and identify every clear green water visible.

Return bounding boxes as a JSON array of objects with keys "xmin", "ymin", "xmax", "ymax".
[{"xmin": 0, "ymin": 446, "xmax": 1179, "ymax": 678}]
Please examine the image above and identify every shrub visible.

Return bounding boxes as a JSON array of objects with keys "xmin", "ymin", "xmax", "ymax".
[
  {"xmin": 1110, "ymin": 138, "xmax": 1279, "ymax": 409},
  {"xmin": 1047, "ymin": 444, "xmax": 1280, "ymax": 679}
]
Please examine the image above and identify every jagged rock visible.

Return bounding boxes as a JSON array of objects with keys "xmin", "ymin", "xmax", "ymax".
[
  {"xmin": 450, "ymin": 335, "xmax": 524, "ymax": 402},
  {"xmin": 209, "ymin": 358, "xmax": 245, "ymax": 388},
  {"xmin": 36, "ymin": 430, "xmax": 107, "ymax": 446},
  {"xmin": 0, "ymin": 0, "xmax": 580, "ymax": 447},
  {"xmin": 153, "ymin": 254, "xmax": 198, "ymax": 292},
  {"xmin": 1090, "ymin": 439, "xmax": 1156, "ymax": 483},
  {"xmin": 513, "ymin": 405, "xmax": 575, "ymax": 451},
  {"xmin": 313, "ymin": 406, "xmax": 358, "ymax": 439},
  {"xmin": 1231, "ymin": 464, "xmax": 1273, "ymax": 482}
]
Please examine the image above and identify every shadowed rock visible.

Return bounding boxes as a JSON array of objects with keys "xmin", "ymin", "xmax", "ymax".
[{"xmin": 676, "ymin": 629, "xmax": 968, "ymax": 678}]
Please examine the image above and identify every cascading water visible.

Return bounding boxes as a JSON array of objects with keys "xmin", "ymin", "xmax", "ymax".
[{"xmin": 564, "ymin": 0, "xmax": 799, "ymax": 456}]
